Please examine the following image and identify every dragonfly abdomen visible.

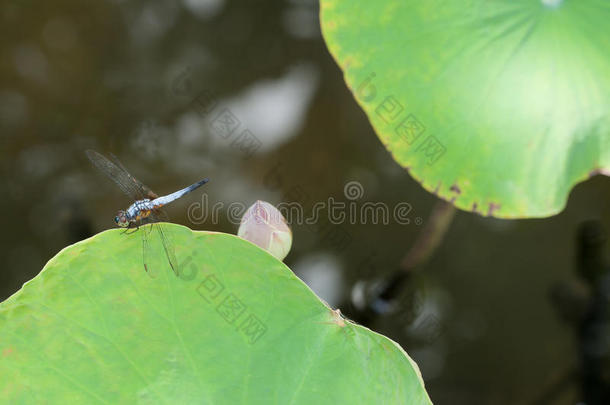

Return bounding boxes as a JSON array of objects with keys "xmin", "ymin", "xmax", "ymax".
[{"xmin": 151, "ymin": 178, "xmax": 209, "ymax": 208}]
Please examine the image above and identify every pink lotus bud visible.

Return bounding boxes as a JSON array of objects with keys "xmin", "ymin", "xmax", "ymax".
[{"xmin": 238, "ymin": 200, "xmax": 292, "ymax": 261}]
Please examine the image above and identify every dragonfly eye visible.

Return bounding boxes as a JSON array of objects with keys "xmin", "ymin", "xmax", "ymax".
[{"xmin": 114, "ymin": 216, "xmax": 120, "ymax": 224}]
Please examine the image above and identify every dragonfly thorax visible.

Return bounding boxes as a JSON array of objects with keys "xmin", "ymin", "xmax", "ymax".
[{"xmin": 124, "ymin": 199, "xmax": 154, "ymax": 223}]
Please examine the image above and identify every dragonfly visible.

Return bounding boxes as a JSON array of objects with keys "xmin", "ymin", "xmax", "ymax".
[{"xmin": 86, "ymin": 150, "xmax": 209, "ymax": 278}]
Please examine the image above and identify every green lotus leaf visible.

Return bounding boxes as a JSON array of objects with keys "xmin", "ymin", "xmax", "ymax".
[
  {"xmin": 321, "ymin": 0, "xmax": 610, "ymax": 218},
  {"xmin": 0, "ymin": 224, "xmax": 431, "ymax": 404}
]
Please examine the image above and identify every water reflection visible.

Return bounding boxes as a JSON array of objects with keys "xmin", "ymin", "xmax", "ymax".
[
  {"xmin": 13, "ymin": 44, "xmax": 48, "ymax": 83},
  {"xmin": 205, "ymin": 63, "xmax": 319, "ymax": 153},
  {"xmin": 282, "ymin": 0, "xmax": 320, "ymax": 39},
  {"xmin": 292, "ymin": 252, "xmax": 344, "ymax": 308},
  {"xmin": 182, "ymin": 0, "xmax": 225, "ymax": 19}
]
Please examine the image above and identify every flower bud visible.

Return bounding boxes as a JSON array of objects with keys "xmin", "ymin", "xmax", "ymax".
[{"xmin": 238, "ymin": 200, "xmax": 292, "ymax": 261}]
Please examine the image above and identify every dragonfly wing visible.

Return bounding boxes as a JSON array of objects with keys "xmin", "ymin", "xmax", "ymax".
[
  {"xmin": 149, "ymin": 210, "xmax": 179, "ymax": 277},
  {"xmin": 109, "ymin": 153, "xmax": 158, "ymax": 199},
  {"xmin": 86, "ymin": 150, "xmax": 145, "ymax": 200},
  {"xmin": 141, "ymin": 223, "xmax": 158, "ymax": 278}
]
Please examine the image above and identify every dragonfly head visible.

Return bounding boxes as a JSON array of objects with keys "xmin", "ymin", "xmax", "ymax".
[{"xmin": 114, "ymin": 211, "xmax": 129, "ymax": 228}]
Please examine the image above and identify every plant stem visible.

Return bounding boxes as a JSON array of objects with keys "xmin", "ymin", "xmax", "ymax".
[
  {"xmin": 376, "ymin": 199, "xmax": 456, "ymax": 303},
  {"xmin": 348, "ymin": 199, "xmax": 456, "ymax": 323}
]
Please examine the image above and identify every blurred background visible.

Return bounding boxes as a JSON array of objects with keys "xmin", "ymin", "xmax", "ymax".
[{"xmin": 1, "ymin": 0, "xmax": 609, "ymax": 403}]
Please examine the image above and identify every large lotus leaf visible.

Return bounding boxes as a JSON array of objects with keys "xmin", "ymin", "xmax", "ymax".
[
  {"xmin": 0, "ymin": 224, "xmax": 431, "ymax": 404},
  {"xmin": 321, "ymin": 0, "xmax": 610, "ymax": 218}
]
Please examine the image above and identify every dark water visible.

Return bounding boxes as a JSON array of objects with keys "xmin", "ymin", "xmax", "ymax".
[{"xmin": 1, "ymin": 1, "xmax": 609, "ymax": 403}]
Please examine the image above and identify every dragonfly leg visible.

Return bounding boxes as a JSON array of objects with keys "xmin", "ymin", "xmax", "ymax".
[{"xmin": 123, "ymin": 221, "xmax": 141, "ymax": 234}]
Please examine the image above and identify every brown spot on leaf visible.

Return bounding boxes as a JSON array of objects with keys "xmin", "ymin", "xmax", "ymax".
[
  {"xmin": 471, "ymin": 202, "xmax": 480, "ymax": 214},
  {"xmin": 330, "ymin": 308, "xmax": 346, "ymax": 327},
  {"xmin": 450, "ymin": 184, "xmax": 461, "ymax": 194},
  {"xmin": 488, "ymin": 202, "xmax": 501, "ymax": 216}
]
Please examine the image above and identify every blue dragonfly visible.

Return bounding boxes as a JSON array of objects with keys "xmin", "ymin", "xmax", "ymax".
[{"xmin": 86, "ymin": 150, "xmax": 209, "ymax": 277}]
